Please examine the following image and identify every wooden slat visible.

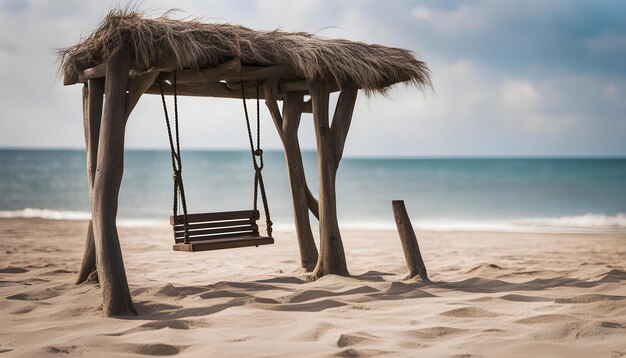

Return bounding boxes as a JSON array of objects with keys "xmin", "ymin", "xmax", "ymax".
[
  {"xmin": 174, "ymin": 231, "xmax": 258, "ymax": 243},
  {"xmin": 174, "ymin": 218, "xmax": 254, "ymax": 231},
  {"xmin": 174, "ymin": 224, "xmax": 258, "ymax": 239},
  {"xmin": 170, "ymin": 210, "xmax": 259, "ymax": 225},
  {"xmin": 173, "ymin": 236, "xmax": 274, "ymax": 252}
]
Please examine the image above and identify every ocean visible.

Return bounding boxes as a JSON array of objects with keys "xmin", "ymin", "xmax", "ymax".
[{"xmin": 0, "ymin": 149, "xmax": 625, "ymax": 233}]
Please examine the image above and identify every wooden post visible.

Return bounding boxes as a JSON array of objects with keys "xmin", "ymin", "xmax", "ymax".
[
  {"xmin": 308, "ymin": 80, "xmax": 357, "ymax": 278},
  {"xmin": 76, "ymin": 79, "xmax": 104, "ymax": 284},
  {"xmin": 265, "ymin": 84, "xmax": 319, "ymax": 271},
  {"xmin": 91, "ymin": 47, "xmax": 136, "ymax": 316},
  {"xmin": 392, "ymin": 200, "xmax": 429, "ymax": 281}
]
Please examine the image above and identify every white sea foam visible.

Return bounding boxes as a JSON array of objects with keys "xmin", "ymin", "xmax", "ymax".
[
  {"xmin": 0, "ymin": 208, "xmax": 92, "ymax": 220},
  {"xmin": 0, "ymin": 208, "xmax": 168, "ymax": 227},
  {"xmin": 1, "ymin": 209, "xmax": 624, "ymax": 233},
  {"xmin": 340, "ymin": 213, "xmax": 626, "ymax": 233}
]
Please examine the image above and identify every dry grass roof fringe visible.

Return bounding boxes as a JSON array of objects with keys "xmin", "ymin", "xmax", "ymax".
[{"xmin": 59, "ymin": 9, "xmax": 431, "ymax": 94}]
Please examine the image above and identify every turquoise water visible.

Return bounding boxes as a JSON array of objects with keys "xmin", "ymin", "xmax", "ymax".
[{"xmin": 0, "ymin": 149, "xmax": 625, "ymax": 232}]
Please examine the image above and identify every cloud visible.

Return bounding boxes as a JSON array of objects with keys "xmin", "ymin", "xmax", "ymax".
[
  {"xmin": 1, "ymin": 0, "xmax": 29, "ymax": 14},
  {"xmin": 0, "ymin": 0, "xmax": 624, "ymax": 156}
]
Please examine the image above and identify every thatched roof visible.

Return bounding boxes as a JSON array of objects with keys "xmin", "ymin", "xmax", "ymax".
[{"xmin": 59, "ymin": 10, "xmax": 431, "ymax": 94}]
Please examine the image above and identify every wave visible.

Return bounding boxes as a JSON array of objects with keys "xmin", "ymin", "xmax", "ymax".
[
  {"xmin": 340, "ymin": 213, "xmax": 626, "ymax": 233},
  {"xmin": 1, "ymin": 209, "xmax": 624, "ymax": 233},
  {"xmin": 0, "ymin": 208, "xmax": 168, "ymax": 227}
]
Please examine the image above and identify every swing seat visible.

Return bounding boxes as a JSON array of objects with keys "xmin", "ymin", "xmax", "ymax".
[{"xmin": 171, "ymin": 210, "xmax": 274, "ymax": 252}]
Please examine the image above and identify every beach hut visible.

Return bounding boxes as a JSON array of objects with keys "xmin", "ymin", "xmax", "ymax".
[{"xmin": 59, "ymin": 10, "xmax": 431, "ymax": 316}]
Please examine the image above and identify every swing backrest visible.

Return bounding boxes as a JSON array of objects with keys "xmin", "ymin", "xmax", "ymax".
[{"xmin": 171, "ymin": 209, "xmax": 261, "ymax": 244}]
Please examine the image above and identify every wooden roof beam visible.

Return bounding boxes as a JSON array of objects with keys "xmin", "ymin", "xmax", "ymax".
[{"xmin": 70, "ymin": 58, "xmax": 302, "ymax": 87}]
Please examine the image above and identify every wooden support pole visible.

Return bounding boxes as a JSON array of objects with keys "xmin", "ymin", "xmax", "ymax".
[
  {"xmin": 331, "ymin": 86, "xmax": 358, "ymax": 168},
  {"xmin": 264, "ymin": 83, "xmax": 319, "ymax": 271},
  {"xmin": 91, "ymin": 47, "xmax": 136, "ymax": 316},
  {"xmin": 392, "ymin": 200, "xmax": 429, "ymax": 281},
  {"xmin": 309, "ymin": 79, "xmax": 350, "ymax": 278},
  {"xmin": 306, "ymin": 187, "xmax": 320, "ymax": 220},
  {"xmin": 76, "ymin": 79, "xmax": 105, "ymax": 285},
  {"xmin": 125, "ymin": 69, "xmax": 161, "ymax": 119}
]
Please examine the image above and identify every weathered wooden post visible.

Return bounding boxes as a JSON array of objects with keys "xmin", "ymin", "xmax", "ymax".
[
  {"xmin": 392, "ymin": 200, "xmax": 429, "ymax": 281},
  {"xmin": 76, "ymin": 79, "xmax": 104, "ymax": 284},
  {"xmin": 264, "ymin": 83, "xmax": 319, "ymax": 271},
  {"xmin": 90, "ymin": 47, "xmax": 136, "ymax": 316},
  {"xmin": 308, "ymin": 80, "xmax": 358, "ymax": 278}
]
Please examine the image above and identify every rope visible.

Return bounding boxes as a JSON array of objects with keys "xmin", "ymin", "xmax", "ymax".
[
  {"xmin": 159, "ymin": 73, "xmax": 190, "ymax": 244},
  {"xmin": 242, "ymin": 82, "xmax": 273, "ymax": 238}
]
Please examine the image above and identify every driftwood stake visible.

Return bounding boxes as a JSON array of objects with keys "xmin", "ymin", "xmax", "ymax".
[{"xmin": 392, "ymin": 200, "xmax": 429, "ymax": 281}]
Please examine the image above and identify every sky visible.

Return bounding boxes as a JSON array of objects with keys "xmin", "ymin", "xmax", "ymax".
[{"xmin": 0, "ymin": 0, "xmax": 625, "ymax": 157}]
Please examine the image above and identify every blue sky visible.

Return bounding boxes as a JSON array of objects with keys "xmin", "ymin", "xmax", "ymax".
[{"xmin": 0, "ymin": 0, "xmax": 624, "ymax": 156}]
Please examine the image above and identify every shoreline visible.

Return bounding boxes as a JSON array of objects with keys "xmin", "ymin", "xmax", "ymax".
[
  {"xmin": 1, "ymin": 218, "xmax": 625, "ymax": 357},
  {"xmin": 1, "ymin": 216, "xmax": 625, "ymax": 235}
]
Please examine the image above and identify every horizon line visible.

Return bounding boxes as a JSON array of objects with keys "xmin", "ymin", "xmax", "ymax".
[{"xmin": 0, "ymin": 147, "xmax": 625, "ymax": 160}]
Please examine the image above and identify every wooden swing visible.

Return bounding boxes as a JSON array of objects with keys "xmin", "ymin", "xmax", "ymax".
[{"xmin": 159, "ymin": 73, "xmax": 274, "ymax": 252}]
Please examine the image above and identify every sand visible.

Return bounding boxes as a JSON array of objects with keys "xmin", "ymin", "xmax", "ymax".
[{"xmin": 0, "ymin": 218, "xmax": 625, "ymax": 357}]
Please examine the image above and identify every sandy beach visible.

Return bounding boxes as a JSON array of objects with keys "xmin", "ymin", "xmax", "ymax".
[{"xmin": 0, "ymin": 218, "xmax": 624, "ymax": 357}]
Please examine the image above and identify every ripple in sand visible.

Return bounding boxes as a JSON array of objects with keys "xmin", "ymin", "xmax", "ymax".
[
  {"xmin": 7, "ymin": 288, "xmax": 60, "ymax": 301},
  {"xmin": 368, "ymin": 282, "xmax": 435, "ymax": 301},
  {"xmin": 406, "ymin": 326, "xmax": 470, "ymax": 339},
  {"xmin": 465, "ymin": 263, "xmax": 503, "ymax": 273},
  {"xmin": 287, "ymin": 286, "xmax": 378, "ymax": 304},
  {"xmin": 156, "ymin": 283, "xmax": 206, "ymax": 298},
  {"xmin": 515, "ymin": 314, "xmax": 579, "ymax": 325},
  {"xmin": 0, "ymin": 267, "xmax": 28, "ymax": 273},
  {"xmin": 254, "ymin": 276, "xmax": 306, "ymax": 284},
  {"xmin": 198, "ymin": 290, "xmax": 249, "ymax": 299},
  {"xmin": 336, "ymin": 348, "xmax": 392, "ymax": 357},
  {"xmin": 499, "ymin": 294, "xmax": 552, "ymax": 302},
  {"xmin": 263, "ymin": 299, "xmax": 347, "ymax": 312},
  {"xmin": 555, "ymin": 294, "xmax": 626, "ymax": 304},
  {"xmin": 599, "ymin": 321, "xmax": 624, "ymax": 329},
  {"xmin": 103, "ymin": 320, "xmax": 195, "ymax": 337},
  {"xmin": 337, "ymin": 332, "xmax": 378, "ymax": 347},
  {"xmin": 293, "ymin": 322, "xmax": 336, "ymax": 341},
  {"xmin": 46, "ymin": 345, "xmax": 77, "ymax": 354},
  {"xmin": 10, "ymin": 305, "xmax": 37, "ymax": 314},
  {"xmin": 440, "ymin": 307, "xmax": 499, "ymax": 318}
]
